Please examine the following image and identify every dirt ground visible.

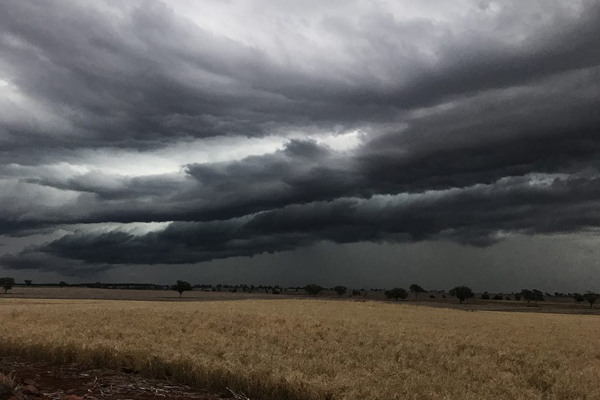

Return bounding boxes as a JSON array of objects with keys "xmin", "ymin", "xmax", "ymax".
[
  {"xmin": 2, "ymin": 286, "xmax": 599, "ymax": 315},
  {"xmin": 1, "ymin": 287, "xmax": 287, "ymax": 302},
  {"xmin": 0, "ymin": 357, "xmax": 236, "ymax": 400}
]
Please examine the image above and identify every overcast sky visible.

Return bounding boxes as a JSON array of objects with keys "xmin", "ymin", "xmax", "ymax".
[{"xmin": 1, "ymin": 0, "xmax": 600, "ymax": 292}]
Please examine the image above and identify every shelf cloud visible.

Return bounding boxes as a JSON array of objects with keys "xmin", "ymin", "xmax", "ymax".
[{"xmin": 1, "ymin": 0, "xmax": 599, "ymax": 283}]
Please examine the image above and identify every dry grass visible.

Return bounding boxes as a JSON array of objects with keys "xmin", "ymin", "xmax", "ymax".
[
  {"xmin": 0, "ymin": 370, "xmax": 16, "ymax": 390},
  {"xmin": 1, "ymin": 299, "xmax": 600, "ymax": 400}
]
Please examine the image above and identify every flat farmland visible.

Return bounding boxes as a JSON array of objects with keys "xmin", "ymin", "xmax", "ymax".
[
  {"xmin": 3, "ymin": 287, "xmax": 599, "ymax": 315},
  {"xmin": 1, "ymin": 298, "xmax": 600, "ymax": 400},
  {"xmin": 2, "ymin": 286, "xmax": 287, "ymax": 301}
]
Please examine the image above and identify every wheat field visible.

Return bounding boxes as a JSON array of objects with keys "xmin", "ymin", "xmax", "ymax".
[{"xmin": 1, "ymin": 299, "xmax": 599, "ymax": 400}]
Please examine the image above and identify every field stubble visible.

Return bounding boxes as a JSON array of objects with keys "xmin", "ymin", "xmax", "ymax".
[{"xmin": 1, "ymin": 299, "xmax": 599, "ymax": 400}]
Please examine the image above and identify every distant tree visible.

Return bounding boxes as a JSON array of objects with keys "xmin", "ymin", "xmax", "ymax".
[
  {"xmin": 573, "ymin": 293, "xmax": 585, "ymax": 304},
  {"xmin": 272, "ymin": 289, "xmax": 280, "ymax": 295},
  {"xmin": 535, "ymin": 290, "xmax": 545, "ymax": 302},
  {"xmin": 305, "ymin": 284, "xmax": 324, "ymax": 297},
  {"xmin": 384, "ymin": 287, "xmax": 408, "ymax": 301},
  {"xmin": 492, "ymin": 294, "xmax": 503, "ymax": 300},
  {"xmin": 429, "ymin": 295, "xmax": 436, "ymax": 299},
  {"xmin": 334, "ymin": 286, "xmax": 347, "ymax": 297},
  {"xmin": 171, "ymin": 280, "xmax": 193, "ymax": 298},
  {"xmin": 24, "ymin": 279, "xmax": 32, "ymax": 287},
  {"xmin": 583, "ymin": 292, "xmax": 599, "ymax": 309},
  {"xmin": 521, "ymin": 289, "xmax": 532, "ymax": 302},
  {"xmin": 409, "ymin": 284, "xmax": 426, "ymax": 299},
  {"xmin": 514, "ymin": 293, "xmax": 522, "ymax": 301},
  {"xmin": 351, "ymin": 289, "xmax": 361, "ymax": 297},
  {"xmin": 59, "ymin": 281, "xmax": 68, "ymax": 287},
  {"xmin": 481, "ymin": 292, "xmax": 490, "ymax": 300},
  {"xmin": 449, "ymin": 286, "xmax": 474, "ymax": 304},
  {"xmin": 521, "ymin": 289, "xmax": 544, "ymax": 304},
  {"xmin": 0, "ymin": 277, "xmax": 15, "ymax": 294},
  {"xmin": 505, "ymin": 296, "xmax": 511, "ymax": 301}
]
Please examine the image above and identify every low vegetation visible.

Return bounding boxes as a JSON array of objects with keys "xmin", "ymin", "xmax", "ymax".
[
  {"xmin": 449, "ymin": 285, "xmax": 474, "ymax": 303},
  {"xmin": 384, "ymin": 287, "xmax": 408, "ymax": 300},
  {"xmin": 2, "ymin": 299, "xmax": 600, "ymax": 400},
  {"xmin": 0, "ymin": 277, "xmax": 14, "ymax": 294},
  {"xmin": 333, "ymin": 286, "xmax": 347, "ymax": 297},
  {"xmin": 304, "ymin": 284, "xmax": 323, "ymax": 297},
  {"xmin": 409, "ymin": 283, "xmax": 426, "ymax": 299},
  {"xmin": 583, "ymin": 292, "xmax": 598, "ymax": 309},
  {"xmin": 171, "ymin": 280, "xmax": 193, "ymax": 298}
]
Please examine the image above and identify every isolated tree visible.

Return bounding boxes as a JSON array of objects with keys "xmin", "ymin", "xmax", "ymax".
[
  {"xmin": 521, "ymin": 289, "xmax": 544, "ymax": 304},
  {"xmin": 384, "ymin": 287, "xmax": 408, "ymax": 301},
  {"xmin": 514, "ymin": 293, "xmax": 522, "ymax": 301},
  {"xmin": 573, "ymin": 293, "xmax": 585, "ymax": 304},
  {"xmin": 481, "ymin": 292, "xmax": 490, "ymax": 300},
  {"xmin": 171, "ymin": 280, "xmax": 192, "ymax": 298},
  {"xmin": 305, "ymin": 284, "xmax": 324, "ymax": 297},
  {"xmin": 532, "ymin": 289, "xmax": 544, "ymax": 303},
  {"xmin": 58, "ymin": 281, "xmax": 68, "ymax": 287},
  {"xmin": 583, "ymin": 292, "xmax": 599, "ymax": 309},
  {"xmin": 409, "ymin": 284, "xmax": 426, "ymax": 299},
  {"xmin": 0, "ymin": 277, "xmax": 15, "ymax": 294},
  {"xmin": 449, "ymin": 286, "xmax": 474, "ymax": 304},
  {"xmin": 334, "ymin": 286, "xmax": 347, "ymax": 297},
  {"xmin": 24, "ymin": 279, "xmax": 32, "ymax": 287}
]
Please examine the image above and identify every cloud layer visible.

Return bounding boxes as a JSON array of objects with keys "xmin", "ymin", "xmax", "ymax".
[{"xmin": 1, "ymin": 0, "xmax": 600, "ymax": 276}]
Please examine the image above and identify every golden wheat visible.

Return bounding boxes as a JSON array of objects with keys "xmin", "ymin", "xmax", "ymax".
[{"xmin": 1, "ymin": 299, "xmax": 599, "ymax": 400}]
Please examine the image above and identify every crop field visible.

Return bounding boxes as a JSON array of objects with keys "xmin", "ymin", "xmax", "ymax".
[
  {"xmin": 3, "ymin": 286, "xmax": 599, "ymax": 315},
  {"xmin": 1, "ymin": 299, "xmax": 600, "ymax": 400}
]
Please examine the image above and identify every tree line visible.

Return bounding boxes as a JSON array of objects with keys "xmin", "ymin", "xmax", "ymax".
[{"xmin": 1, "ymin": 277, "xmax": 598, "ymax": 308}]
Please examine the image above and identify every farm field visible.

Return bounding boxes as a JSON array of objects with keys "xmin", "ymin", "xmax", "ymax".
[
  {"xmin": 1, "ymin": 298, "xmax": 600, "ymax": 400},
  {"xmin": 3, "ymin": 286, "xmax": 600, "ymax": 315}
]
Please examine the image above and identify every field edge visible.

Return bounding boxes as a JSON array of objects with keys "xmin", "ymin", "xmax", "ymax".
[{"xmin": 0, "ymin": 339, "xmax": 328, "ymax": 400}]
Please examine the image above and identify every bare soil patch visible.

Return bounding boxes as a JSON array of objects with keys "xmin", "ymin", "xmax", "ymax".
[{"xmin": 0, "ymin": 358, "xmax": 231, "ymax": 400}]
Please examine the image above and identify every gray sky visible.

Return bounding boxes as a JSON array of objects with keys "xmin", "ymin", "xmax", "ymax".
[{"xmin": 1, "ymin": 0, "xmax": 600, "ymax": 292}]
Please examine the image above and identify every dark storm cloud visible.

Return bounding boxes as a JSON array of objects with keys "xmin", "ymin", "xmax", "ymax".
[
  {"xmin": 0, "ymin": 139, "xmax": 355, "ymax": 228},
  {"xmin": 1, "ymin": 1, "xmax": 599, "ymax": 160},
  {"xmin": 7, "ymin": 173, "xmax": 600, "ymax": 268},
  {"xmin": 5, "ymin": 67, "xmax": 599, "ymax": 232},
  {"xmin": 0, "ymin": 0, "xmax": 386, "ymax": 158},
  {"xmin": 2, "ymin": 0, "xmax": 600, "ymax": 274},
  {"xmin": 0, "ymin": 252, "xmax": 110, "ymax": 276},
  {"xmin": 322, "ymin": 2, "xmax": 600, "ymax": 109},
  {"xmin": 25, "ymin": 171, "xmax": 184, "ymax": 201}
]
